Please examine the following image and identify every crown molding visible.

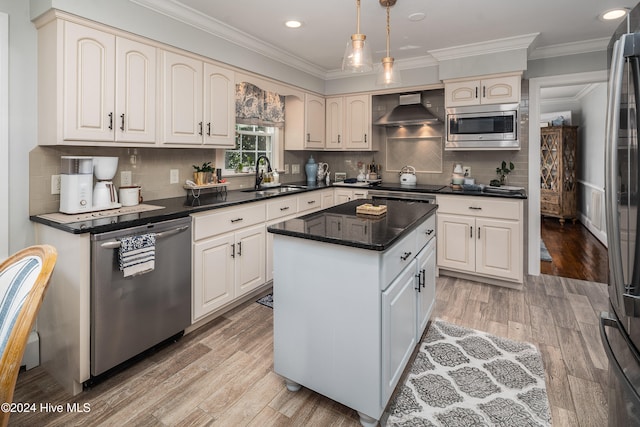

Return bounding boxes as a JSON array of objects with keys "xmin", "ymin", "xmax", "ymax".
[
  {"xmin": 130, "ymin": 0, "xmax": 328, "ymax": 79},
  {"xmin": 428, "ymin": 33, "xmax": 540, "ymax": 61},
  {"xmin": 528, "ymin": 37, "xmax": 609, "ymax": 60}
]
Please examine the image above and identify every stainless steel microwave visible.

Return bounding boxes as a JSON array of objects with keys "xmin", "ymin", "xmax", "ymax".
[{"xmin": 445, "ymin": 103, "xmax": 519, "ymax": 150}]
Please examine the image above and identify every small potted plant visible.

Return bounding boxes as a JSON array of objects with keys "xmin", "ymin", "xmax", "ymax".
[
  {"xmin": 494, "ymin": 160, "xmax": 515, "ymax": 186},
  {"xmin": 193, "ymin": 162, "xmax": 214, "ymax": 185}
]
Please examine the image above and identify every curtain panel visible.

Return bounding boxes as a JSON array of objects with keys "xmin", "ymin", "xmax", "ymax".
[{"xmin": 235, "ymin": 82, "xmax": 285, "ymax": 127}]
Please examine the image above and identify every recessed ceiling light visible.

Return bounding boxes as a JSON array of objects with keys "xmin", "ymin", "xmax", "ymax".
[
  {"xmin": 408, "ymin": 12, "xmax": 425, "ymax": 22},
  {"xmin": 285, "ymin": 20, "xmax": 302, "ymax": 29},
  {"xmin": 600, "ymin": 8, "xmax": 628, "ymax": 20}
]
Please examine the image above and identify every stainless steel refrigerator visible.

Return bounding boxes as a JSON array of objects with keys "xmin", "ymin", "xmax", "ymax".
[{"xmin": 603, "ymin": 3, "xmax": 640, "ymax": 425}]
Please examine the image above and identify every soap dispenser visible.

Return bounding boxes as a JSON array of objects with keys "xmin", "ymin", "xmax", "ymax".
[{"xmin": 305, "ymin": 155, "xmax": 318, "ymax": 184}]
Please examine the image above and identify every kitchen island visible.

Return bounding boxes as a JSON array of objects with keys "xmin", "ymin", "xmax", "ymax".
[{"xmin": 268, "ymin": 199, "xmax": 437, "ymax": 427}]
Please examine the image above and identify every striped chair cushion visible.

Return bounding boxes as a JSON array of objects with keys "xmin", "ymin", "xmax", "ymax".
[{"xmin": 0, "ymin": 256, "xmax": 42, "ymax": 357}]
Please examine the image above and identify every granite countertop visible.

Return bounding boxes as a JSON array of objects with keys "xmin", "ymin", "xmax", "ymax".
[
  {"xmin": 267, "ymin": 199, "xmax": 437, "ymax": 251},
  {"xmin": 30, "ymin": 180, "xmax": 523, "ymax": 235}
]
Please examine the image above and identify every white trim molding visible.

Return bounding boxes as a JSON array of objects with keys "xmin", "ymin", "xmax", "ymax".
[{"xmin": 428, "ymin": 33, "xmax": 539, "ymax": 62}]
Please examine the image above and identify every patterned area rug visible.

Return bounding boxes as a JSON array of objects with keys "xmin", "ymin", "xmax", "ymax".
[
  {"xmin": 387, "ymin": 319, "xmax": 551, "ymax": 426},
  {"xmin": 256, "ymin": 293, "xmax": 273, "ymax": 308}
]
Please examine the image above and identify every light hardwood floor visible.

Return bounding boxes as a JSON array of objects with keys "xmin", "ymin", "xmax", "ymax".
[{"xmin": 10, "ymin": 274, "xmax": 609, "ymax": 426}]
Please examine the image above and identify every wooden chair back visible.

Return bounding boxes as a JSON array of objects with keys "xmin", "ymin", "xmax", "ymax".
[{"xmin": 0, "ymin": 245, "xmax": 57, "ymax": 427}]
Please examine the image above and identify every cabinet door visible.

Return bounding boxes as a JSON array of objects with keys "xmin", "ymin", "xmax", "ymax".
[
  {"xmin": 321, "ymin": 190, "xmax": 336, "ymax": 209},
  {"xmin": 304, "ymin": 94, "xmax": 325, "ymax": 149},
  {"xmin": 475, "ymin": 217, "xmax": 521, "ymax": 281},
  {"xmin": 416, "ymin": 239, "xmax": 436, "ymax": 340},
  {"xmin": 63, "ymin": 22, "xmax": 115, "ymax": 141},
  {"xmin": 481, "ymin": 75, "xmax": 520, "ymax": 105},
  {"xmin": 445, "ymin": 80, "xmax": 480, "ymax": 107},
  {"xmin": 325, "ymin": 97, "xmax": 343, "ymax": 150},
  {"xmin": 325, "ymin": 214, "xmax": 343, "ymax": 238},
  {"xmin": 161, "ymin": 51, "xmax": 203, "ymax": 144},
  {"xmin": 345, "ymin": 95, "xmax": 371, "ymax": 150},
  {"xmin": 437, "ymin": 213, "xmax": 475, "ymax": 273},
  {"xmin": 235, "ymin": 225, "xmax": 266, "ymax": 296},
  {"xmin": 203, "ymin": 62, "xmax": 235, "ymax": 147},
  {"xmin": 334, "ymin": 189, "xmax": 353, "ymax": 205},
  {"xmin": 115, "ymin": 37, "xmax": 156, "ymax": 143},
  {"xmin": 192, "ymin": 233, "xmax": 235, "ymax": 321},
  {"xmin": 382, "ymin": 261, "xmax": 417, "ymax": 402}
]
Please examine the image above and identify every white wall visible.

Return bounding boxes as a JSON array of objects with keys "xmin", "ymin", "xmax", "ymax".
[
  {"xmin": 0, "ymin": 1, "xmax": 38, "ymax": 255},
  {"xmin": 578, "ymin": 83, "xmax": 607, "ymax": 244},
  {"xmin": 0, "ymin": 11, "xmax": 7, "ymax": 259}
]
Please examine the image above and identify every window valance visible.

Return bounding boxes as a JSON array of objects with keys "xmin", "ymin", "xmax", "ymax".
[{"xmin": 236, "ymin": 82, "xmax": 285, "ymax": 128}]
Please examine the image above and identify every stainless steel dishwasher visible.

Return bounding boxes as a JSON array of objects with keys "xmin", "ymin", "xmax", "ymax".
[{"xmin": 89, "ymin": 216, "xmax": 191, "ymax": 378}]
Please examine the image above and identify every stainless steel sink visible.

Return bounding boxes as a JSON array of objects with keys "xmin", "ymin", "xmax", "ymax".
[{"xmin": 242, "ymin": 185, "xmax": 305, "ymax": 196}]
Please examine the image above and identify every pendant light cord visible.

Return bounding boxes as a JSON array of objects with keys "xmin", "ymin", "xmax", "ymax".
[{"xmin": 386, "ymin": 4, "xmax": 390, "ymax": 57}]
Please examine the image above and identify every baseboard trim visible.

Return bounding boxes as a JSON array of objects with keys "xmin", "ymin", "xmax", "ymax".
[{"xmin": 578, "ymin": 212, "xmax": 607, "ymax": 248}]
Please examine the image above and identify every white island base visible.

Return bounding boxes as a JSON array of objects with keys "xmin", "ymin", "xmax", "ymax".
[{"xmin": 272, "ymin": 215, "xmax": 435, "ymax": 427}]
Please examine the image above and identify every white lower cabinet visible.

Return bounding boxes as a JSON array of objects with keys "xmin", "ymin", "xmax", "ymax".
[
  {"xmin": 436, "ymin": 195, "xmax": 523, "ymax": 284},
  {"xmin": 273, "ymin": 211, "xmax": 436, "ymax": 426},
  {"xmin": 334, "ymin": 188, "xmax": 368, "ymax": 204},
  {"xmin": 382, "ymin": 260, "xmax": 417, "ymax": 402},
  {"xmin": 192, "ymin": 203, "xmax": 266, "ymax": 322}
]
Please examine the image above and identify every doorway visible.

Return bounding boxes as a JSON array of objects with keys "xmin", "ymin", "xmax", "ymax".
[{"xmin": 528, "ymin": 71, "xmax": 608, "ymax": 280}]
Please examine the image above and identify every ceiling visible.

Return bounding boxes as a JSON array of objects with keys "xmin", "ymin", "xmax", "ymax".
[{"xmin": 135, "ymin": 0, "xmax": 634, "ymax": 78}]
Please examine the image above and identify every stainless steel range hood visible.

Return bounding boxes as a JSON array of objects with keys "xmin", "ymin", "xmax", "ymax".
[{"xmin": 373, "ymin": 93, "xmax": 439, "ymax": 126}]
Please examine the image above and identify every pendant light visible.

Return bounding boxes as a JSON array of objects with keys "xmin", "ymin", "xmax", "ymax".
[
  {"xmin": 342, "ymin": 0, "xmax": 373, "ymax": 72},
  {"xmin": 377, "ymin": 0, "xmax": 401, "ymax": 86}
]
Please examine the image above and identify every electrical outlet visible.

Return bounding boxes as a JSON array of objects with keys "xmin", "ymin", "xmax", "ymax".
[
  {"xmin": 121, "ymin": 170, "xmax": 132, "ymax": 187},
  {"xmin": 170, "ymin": 169, "xmax": 179, "ymax": 184},
  {"xmin": 463, "ymin": 166, "xmax": 471, "ymax": 176},
  {"xmin": 51, "ymin": 174, "xmax": 61, "ymax": 195},
  {"xmin": 292, "ymin": 164, "xmax": 300, "ymax": 174},
  {"xmin": 284, "ymin": 164, "xmax": 290, "ymax": 174}
]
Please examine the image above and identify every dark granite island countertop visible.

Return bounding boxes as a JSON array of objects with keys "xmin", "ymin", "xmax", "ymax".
[{"xmin": 267, "ymin": 198, "xmax": 437, "ymax": 251}]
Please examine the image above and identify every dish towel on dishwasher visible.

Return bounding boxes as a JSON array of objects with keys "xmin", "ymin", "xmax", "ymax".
[{"xmin": 119, "ymin": 233, "xmax": 156, "ymax": 277}]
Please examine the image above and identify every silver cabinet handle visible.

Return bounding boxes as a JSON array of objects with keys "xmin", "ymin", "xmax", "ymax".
[
  {"xmin": 469, "ymin": 206, "xmax": 482, "ymax": 210},
  {"xmin": 425, "ymin": 229, "xmax": 434, "ymax": 235},
  {"xmin": 307, "ymin": 200, "xmax": 316, "ymax": 204},
  {"xmin": 207, "ymin": 122, "xmax": 211, "ymax": 136},
  {"xmin": 120, "ymin": 114, "xmax": 125, "ymax": 131},
  {"xmin": 231, "ymin": 243, "xmax": 235, "ymax": 258},
  {"xmin": 280, "ymin": 206, "xmax": 291, "ymax": 211},
  {"xmin": 108, "ymin": 112, "xmax": 113, "ymax": 130},
  {"xmin": 238, "ymin": 241, "xmax": 242, "ymax": 256},
  {"xmin": 231, "ymin": 218, "xmax": 244, "ymax": 223},
  {"xmin": 400, "ymin": 251, "xmax": 412, "ymax": 261}
]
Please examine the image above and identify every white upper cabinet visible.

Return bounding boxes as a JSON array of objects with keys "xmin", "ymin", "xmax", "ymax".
[
  {"xmin": 39, "ymin": 20, "xmax": 157, "ymax": 145},
  {"xmin": 323, "ymin": 94, "xmax": 373, "ymax": 151},
  {"xmin": 203, "ymin": 63, "xmax": 235, "ymax": 146},
  {"xmin": 115, "ymin": 37, "xmax": 156, "ymax": 143},
  {"xmin": 345, "ymin": 94, "xmax": 371, "ymax": 150},
  {"xmin": 37, "ymin": 14, "xmax": 235, "ymax": 148},
  {"xmin": 161, "ymin": 53, "xmax": 235, "ymax": 147},
  {"xmin": 305, "ymin": 94, "xmax": 325, "ymax": 149},
  {"xmin": 285, "ymin": 93, "xmax": 325, "ymax": 150},
  {"xmin": 161, "ymin": 51, "xmax": 204, "ymax": 145},
  {"xmin": 444, "ymin": 73, "xmax": 521, "ymax": 107},
  {"xmin": 325, "ymin": 97, "xmax": 343, "ymax": 150},
  {"xmin": 63, "ymin": 22, "xmax": 116, "ymax": 142}
]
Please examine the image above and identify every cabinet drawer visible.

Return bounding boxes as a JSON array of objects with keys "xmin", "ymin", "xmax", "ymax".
[
  {"xmin": 541, "ymin": 192, "xmax": 559, "ymax": 205},
  {"xmin": 436, "ymin": 195, "xmax": 521, "ymax": 220},
  {"xmin": 193, "ymin": 203, "xmax": 266, "ymax": 240},
  {"xmin": 267, "ymin": 196, "xmax": 298, "ymax": 220},
  {"xmin": 415, "ymin": 214, "xmax": 436, "ymax": 252},
  {"xmin": 381, "ymin": 229, "xmax": 417, "ymax": 289},
  {"xmin": 298, "ymin": 192, "xmax": 322, "ymax": 213}
]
